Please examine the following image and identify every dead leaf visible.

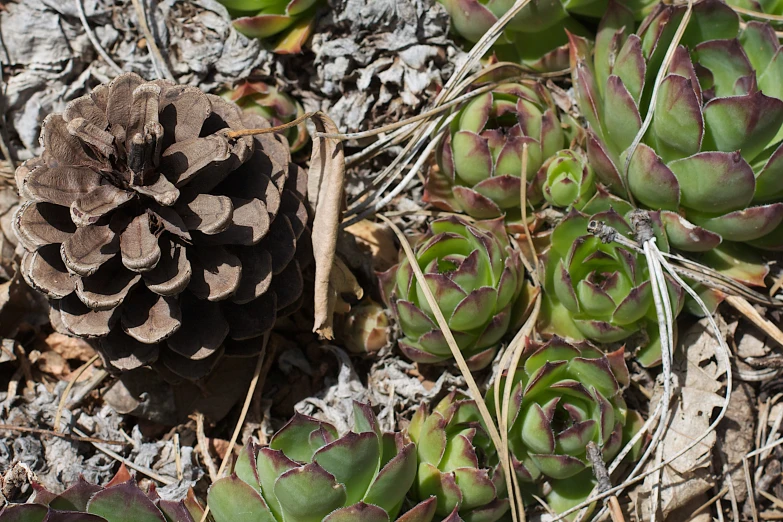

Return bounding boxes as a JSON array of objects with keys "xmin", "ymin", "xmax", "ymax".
[
  {"xmin": 344, "ymin": 220, "xmax": 398, "ymax": 271},
  {"xmin": 35, "ymin": 350, "xmax": 70, "ymax": 380},
  {"xmin": 331, "ymin": 257, "xmax": 363, "ymax": 314},
  {"xmin": 308, "ymin": 112, "xmax": 346, "ymax": 340},
  {"xmin": 636, "ymin": 318, "xmax": 728, "ymax": 520},
  {"xmin": 43, "ymin": 332, "xmax": 96, "ymax": 362},
  {"xmin": 717, "ymin": 382, "xmax": 755, "ymax": 503}
]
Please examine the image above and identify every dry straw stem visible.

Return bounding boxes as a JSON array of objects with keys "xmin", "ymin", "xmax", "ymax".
[
  {"xmin": 378, "ymin": 213, "xmax": 523, "ymax": 522},
  {"xmin": 74, "ymin": 0, "xmax": 122, "ymax": 75},
  {"xmin": 492, "ymin": 142, "xmax": 541, "ymax": 519},
  {"xmin": 725, "ymin": 295, "xmax": 783, "ymax": 348},
  {"xmin": 54, "ymin": 353, "xmax": 99, "ymax": 433},
  {"xmin": 328, "ymin": 0, "xmax": 538, "ymax": 223},
  {"xmin": 0, "ymin": 424, "xmax": 125, "ymax": 446},
  {"xmin": 71, "ymin": 426, "xmax": 176, "ymax": 484},
  {"xmin": 130, "ymin": 0, "xmax": 174, "ymax": 81}
]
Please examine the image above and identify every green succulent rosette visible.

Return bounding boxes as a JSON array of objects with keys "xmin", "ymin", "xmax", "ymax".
[
  {"xmin": 407, "ymin": 392, "xmax": 510, "ymax": 521},
  {"xmin": 487, "ymin": 337, "xmax": 645, "ymax": 517},
  {"xmin": 437, "ymin": 0, "xmax": 655, "ymax": 72},
  {"xmin": 379, "ymin": 215, "xmax": 527, "ymax": 371},
  {"xmin": 217, "ymin": 0, "xmax": 320, "ymax": 53},
  {"xmin": 208, "ymin": 402, "xmax": 448, "ymax": 522},
  {"xmin": 534, "ymin": 148, "xmax": 597, "ymax": 210},
  {"xmin": 539, "ymin": 206, "xmax": 683, "ymax": 367},
  {"xmin": 726, "ymin": 0, "xmax": 783, "ymax": 19},
  {"xmin": 221, "ymin": 80, "xmax": 310, "ymax": 152},
  {"xmin": 571, "ymin": 0, "xmax": 783, "ymax": 257},
  {"xmin": 0, "ymin": 467, "xmax": 204, "ymax": 522},
  {"xmin": 426, "ymin": 82, "xmax": 576, "ymax": 219}
]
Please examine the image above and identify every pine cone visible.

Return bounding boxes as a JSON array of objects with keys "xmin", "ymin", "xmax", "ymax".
[{"xmin": 13, "ymin": 73, "xmax": 310, "ymax": 380}]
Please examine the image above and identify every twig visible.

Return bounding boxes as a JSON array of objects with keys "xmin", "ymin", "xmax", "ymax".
[
  {"xmin": 66, "ymin": 369, "xmax": 109, "ymax": 410},
  {"xmin": 130, "ymin": 0, "xmax": 174, "ymax": 81},
  {"xmin": 74, "ymin": 0, "xmax": 123, "ymax": 75},
  {"xmin": 54, "ymin": 354, "xmax": 99, "ymax": 433},
  {"xmin": 72, "ymin": 427, "xmax": 176, "ymax": 485},
  {"xmin": 0, "ymin": 67, "xmax": 16, "ymax": 168},
  {"xmin": 199, "ymin": 333, "xmax": 270, "ymax": 522},
  {"xmin": 726, "ymin": 295, "xmax": 783, "ymax": 348},
  {"xmin": 586, "ymin": 442, "xmax": 625, "ymax": 522},
  {"xmin": 691, "ymin": 487, "xmax": 728, "ymax": 518},
  {"xmin": 760, "ymin": 491, "xmax": 783, "ymax": 511},
  {"xmin": 0, "ymin": 424, "xmax": 125, "ymax": 446},
  {"xmin": 194, "ymin": 412, "xmax": 218, "ymax": 483},
  {"xmin": 224, "ymin": 112, "xmax": 315, "ymax": 139}
]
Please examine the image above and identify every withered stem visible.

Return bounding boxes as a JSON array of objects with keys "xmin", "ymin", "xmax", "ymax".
[{"xmin": 224, "ymin": 112, "xmax": 314, "ymax": 139}]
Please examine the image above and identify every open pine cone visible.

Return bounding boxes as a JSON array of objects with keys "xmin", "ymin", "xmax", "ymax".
[{"xmin": 13, "ymin": 73, "xmax": 310, "ymax": 380}]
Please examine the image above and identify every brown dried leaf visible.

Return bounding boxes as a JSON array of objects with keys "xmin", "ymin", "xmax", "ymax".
[
  {"xmin": 308, "ymin": 112, "xmax": 346, "ymax": 339},
  {"xmin": 344, "ymin": 220, "xmax": 398, "ymax": 271},
  {"xmin": 43, "ymin": 332, "xmax": 96, "ymax": 362}
]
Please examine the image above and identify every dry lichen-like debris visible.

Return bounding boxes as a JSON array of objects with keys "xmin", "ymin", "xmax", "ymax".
[{"xmin": 14, "ymin": 72, "xmax": 310, "ymax": 381}]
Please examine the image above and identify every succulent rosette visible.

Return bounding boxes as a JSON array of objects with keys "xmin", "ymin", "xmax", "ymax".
[
  {"xmin": 0, "ymin": 466, "xmax": 204, "ymax": 522},
  {"xmin": 217, "ymin": 0, "xmax": 320, "ymax": 54},
  {"xmin": 487, "ymin": 337, "xmax": 644, "ymax": 516},
  {"xmin": 539, "ymin": 207, "xmax": 683, "ymax": 367},
  {"xmin": 571, "ymin": 0, "xmax": 783, "ymax": 255},
  {"xmin": 437, "ymin": 0, "xmax": 655, "ymax": 72},
  {"xmin": 208, "ymin": 402, "xmax": 446, "ymax": 522},
  {"xmin": 221, "ymin": 80, "xmax": 309, "ymax": 152},
  {"xmin": 379, "ymin": 215, "xmax": 527, "ymax": 371},
  {"xmin": 426, "ymin": 82, "xmax": 575, "ymax": 219},
  {"xmin": 535, "ymin": 149, "xmax": 596, "ymax": 210},
  {"xmin": 407, "ymin": 392, "xmax": 510, "ymax": 522},
  {"xmin": 727, "ymin": 0, "xmax": 783, "ymax": 17},
  {"xmin": 13, "ymin": 73, "xmax": 310, "ymax": 380}
]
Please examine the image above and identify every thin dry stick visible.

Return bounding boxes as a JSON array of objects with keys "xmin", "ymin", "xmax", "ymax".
[
  {"xmin": 0, "ymin": 424, "xmax": 125, "ymax": 446},
  {"xmin": 195, "ymin": 412, "xmax": 219, "ymax": 483},
  {"xmin": 726, "ymin": 295, "xmax": 783, "ymax": 348},
  {"xmin": 691, "ymin": 487, "xmax": 728, "ymax": 518},
  {"xmin": 54, "ymin": 354, "xmax": 100, "ymax": 433},
  {"xmin": 497, "ymin": 142, "xmax": 540, "ymax": 520},
  {"xmin": 199, "ymin": 333, "xmax": 270, "ymax": 522},
  {"xmin": 74, "ymin": 0, "xmax": 123, "ymax": 75},
  {"xmin": 224, "ymin": 112, "xmax": 314, "ymax": 139},
  {"xmin": 130, "ymin": 0, "xmax": 174, "ymax": 80},
  {"xmin": 378, "ymin": 214, "xmax": 520, "ymax": 522},
  {"xmin": 174, "ymin": 432, "xmax": 183, "ymax": 481},
  {"xmin": 72, "ymin": 427, "xmax": 176, "ymax": 485}
]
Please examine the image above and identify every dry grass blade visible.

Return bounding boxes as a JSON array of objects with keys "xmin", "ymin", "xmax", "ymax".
[
  {"xmin": 378, "ymin": 214, "xmax": 521, "ymax": 522},
  {"xmin": 54, "ymin": 353, "xmax": 100, "ymax": 433},
  {"xmin": 74, "ymin": 0, "xmax": 122, "ymax": 75},
  {"xmin": 308, "ymin": 112, "xmax": 347, "ymax": 339},
  {"xmin": 130, "ymin": 0, "xmax": 174, "ymax": 80},
  {"xmin": 725, "ymin": 295, "xmax": 783, "ymax": 348}
]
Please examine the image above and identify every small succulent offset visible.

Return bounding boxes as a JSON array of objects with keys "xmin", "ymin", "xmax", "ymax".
[
  {"xmin": 571, "ymin": 0, "xmax": 783, "ymax": 253},
  {"xmin": 437, "ymin": 0, "xmax": 655, "ymax": 72},
  {"xmin": 426, "ymin": 82, "xmax": 576, "ymax": 220},
  {"xmin": 407, "ymin": 392, "xmax": 510, "ymax": 521},
  {"xmin": 539, "ymin": 208, "xmax": 682, "ymax": 367},
  {"xmin": 208, "ymin": 402, "xmax": 447, "ymax": 522},
  {"xmin": 532, "ymin": 149, "xmax": 596, "ymax": 210},
  {"xmin": 217, "ymin": 0, "xmax": 320, "ymax": 54},
  {"xmin": 14, "ymin": 72, "xmax": 310, "ymax": 380},
  {"xmin": 221, "ymin": 80, "xmax": 309, "ymax": 152},
  {"xmin": 0, "ymin": 466, "xmax": 203, "ymax": 522},
  {"xmin": 342, "ymin": 300, "xmax": 391, "ymax": 355},
  {"xmin": 380, "ymin": 215, "xmax": 527, "ymax": 371},
  {"xmin": 489, "ymin": 337, "xmax": 644, "ymax": 516}
]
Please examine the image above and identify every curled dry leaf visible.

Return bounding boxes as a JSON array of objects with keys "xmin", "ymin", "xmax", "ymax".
[{"xmin": 308, "ymin": 112, "xmax": 346, "ymax": 339}]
